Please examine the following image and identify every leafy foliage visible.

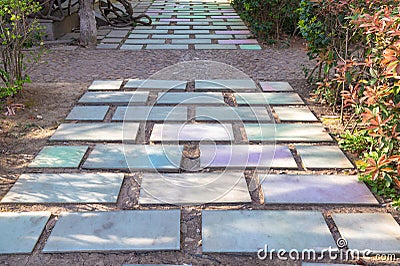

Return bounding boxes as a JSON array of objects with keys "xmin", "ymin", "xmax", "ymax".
[
  {"xmin": 232, "ymin": 0, "xmax": 300, "ymax": 41},
  {"xmin": 299, "ymin": 0, "xmax": 400, "ymax": 206},
  {"xmin": 0, "ymin": 0, "xmax": 43, "ymax": 98}
]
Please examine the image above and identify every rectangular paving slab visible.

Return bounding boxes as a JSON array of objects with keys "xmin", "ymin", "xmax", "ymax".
[
  {"xmin": 1, "ymin": 173, "xmax": 124, "ymax": 203},
  {"xmin": 260, "ymin": 81, "xmax": 294, "ymax": 92},
  {"xmin": 157, "ymin": 92, "xmax": 224, "ymax": 105},
  {"xmin": 332, "ymin": 213, "xmax": 400, "ymax": 253},
  {"xmin": 50, "ymin": 123, "xmax": 139, "ymax": 142},
  {"xmin": 244, "ymin": 124, "xmax": 333, "ymax": 142},
  {"xmin": 78, "ymin": 91, "xmax": 149, "ymax": 105},
  {"xmin": 202, "ymin": 210, "xmax": 336, "ymax": 252},
  {"xmin": 124, "ymin": 79, "xmax": 187, "ymax": 90},
  {"xmin": 195, "ymin": 79, "xmax": 257, "ymax": 91},
  {"xmin": 151, "ymin": 124, "xmax": 234, "ymax": 142},
  {"xmin": 88, "ymin": 80, "xmax": 123, "ymax": 91},
  {"xmin": 43, "ymin": 210, "xmax": 180, "ymax": 252},
  {"xmin": 0, "ymin": 212, "xmax": 50, "ymax": 254},
  {"xmin": 274, "ymin": 106, "xmax": 318, "ymax": 122},
  {"xmin": 112, "ymin": 106, "xmax": 188, "ymax": 122},
  {"xmin": 139, "ymin": 172, "xmax": 251, "ymax": 205},
  {"xmin": 65, "ymin": 106, "xmax": 109, "ymax": 121},
  {"xmin": 83, "ymin": 144, "xmax": 182, "ymax": 170},
  {"xmin": 261, "ymin": 174, "xmax": 378, "ymax": 205},
  {"xmin": 235, "ymin": 93, "xmax": 305, "ymax": 105},
  {"xmin": 29, "ymin": 146, "xmax": 88, "ymax": 168},
  {"xmin": 200, "ymin": 145, "xmax": 297, "ymax": 169},
  {"xmin": 296, "ymin": 145, "xmax": 354, "ymax": 169},
  {"xmin": 195, "ymin": 106, "xmax": 271, "ymax": 122}
]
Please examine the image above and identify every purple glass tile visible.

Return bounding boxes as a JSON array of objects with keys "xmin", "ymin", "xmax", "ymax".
[
  {"xmin": 218, "ymin": 39, "xmax": 258, "ymax": 44},
  {"xmin": 160, "ymin": 18, "xmax": 190, "ymax": 22},
  {"xmin": 215, "ymin": 30, "xmax": 251, "ymax": 35},
  {"xmin": 211, "ymin": 15, "xmax": 240, "ymax": 19}
]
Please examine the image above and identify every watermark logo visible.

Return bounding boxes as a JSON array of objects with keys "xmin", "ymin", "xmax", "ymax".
[{"xmin": 257, "ymin": 238, "xmax": 374, "ymax": 261}]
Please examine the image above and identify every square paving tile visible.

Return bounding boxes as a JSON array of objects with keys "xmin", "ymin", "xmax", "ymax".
[
  {"xmin": 260, "ymin": 81, "xmax": 294, "ymax": 92},
  {"xmin": 332, "ymin": 213, "xmax": 400, "ymax": 253},
  {"xmin": 236, "ymin": 93, "xmax": 305, "ymax": 105},
  {"xmin": 65, "ymin": 106, "xmax": 108, "ymax": 121},
  {"xmin": 194, "ymin": 44, "xmax": 236, "ymax": 50},
  {"xmin": 125, "ymin": 79, "xmax": 187, "ymax": 90},
  {"xmin": 151, "ymin": 124, "xmax": 234, "ymax": 142},
  {"xmin": 88, "ymin": 80, "xmax": 123, "ymax": 91},
  {"xmin": 296, "ymin": 145, "xmax": 354, "ymax": 169},
  {"xmin": 29, "ymin": 146, "xmax": 88, "ymax": 168},
  {"xmin": 43, "ymin": 210, "xmax": 180, "ymax": 252},
  {"xmin": 195, "ymin": 79, "xmax": 257, "ymax": 91},
  {"xmin": 274, "ymin": 106, "xmax": 318, "ymax": 122},
  {"xmin": 0, "ymin": 212, "xmax": 50, "ymax": 254},
  {"xmin": 157, "ymin": 92, "xmax": 224, "ymax": 105},
  {"xmin": 200, "ymin": 145, "xmax": 297, "ymax": 169},
  {"xmin": 112, "ymin": 106, "xmax": 188, "ymax": 121},
  {"xmin": 195, "ymin": 106, "xmax": 271, "ymax": 122},
  {"xmin": 261, "ymin": 174, "xmax": 378, "ymax": 204},
  {"xmin": 244, "ymin": 124, "xmax": 333, "ymax": 142},
  {"xmin": 202, "ymin": 210, "xmax": 336, "ymax": 252},
  {"xmin": 78, "ymin": 91, "xmax": 149, "ymax": 105},
  {"xmin": 50, "ymin": 123, "xmax": 139, "ymax": 142},
  {"xmin": 1, "ymin": 173, "xmax": 124, "ymax": 203},
  {"xmin": 83, "ymin": 144, "xmax": 182, "ymax": 170},
  {"xmin": 139, "ymin": 172, "xmax": 251, "ymax": 205}
]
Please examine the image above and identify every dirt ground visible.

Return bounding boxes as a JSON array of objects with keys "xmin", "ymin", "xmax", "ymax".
[{"xmin": 0, "ymin": 41, "xmax": 399, "ymax": 265}]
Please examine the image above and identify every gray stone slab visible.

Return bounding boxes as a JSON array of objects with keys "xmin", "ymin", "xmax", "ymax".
[
  {"xmin": 151, "ymin": 124, "xmax": 234, "ymax": 142},
  {"xmin": 296, "ymin": 145, "xmax": 354, "ymax": 169},
  {"xmin": 50, "ymin": 123, "xmax": 139, "ymax": 142},
  {"xmin": 244, "ymin": 124, "xmax": 333, "ymax": 142},
  {"xmin": 0, "ymin": 212, "xmax": 50, "ymax": 254},
  {"xmin": 173, "ymin": 30, "xmax": 210, "ymax": 34},
  {"xmin": 195, "ymin": 35, "xmax": 233, "ymax": 39},
  {"xmin": 101, "ymin": 38, "xmax": 123, "ymax": 43},
  {"xmin": 260, "ymin": 81, "xmax": 294, "ymax": 92},
  {"xmin": 176, "ymin": 21, "xmax": 209, "ymax": 25},
  {"xmin": 65, "ymin": 106, "xmax": 108, "ymax": 121},
  {"xmin": 200, "ymin": 145, "xmax": 297, "ymax": 169},
  {"xmin": 125, "ymin": 79, "xmax": 187, "ymax": 90},
  {"xmin": 195, "ymin": 44, "xmax": 236, "ymax": 50},
  {"xmin": 132, "ymin": 29, "xmax": 168, "ymax": 34},
  {"xmin": 274, "ymin": 106, "xmax": 318, "ymax": 122},
  {"xmin": 171, "ymin": 39, "xmax": 212, "ymax": 44},
  {"xmin": 43, "ymin": 210, "xmax": 180, "ymax": 252},
  {"xmin": 195, "ymin": 106, "xmax": 271, "ymax": 122},
  {"xmin": 157, "ymin": 92, "xmax": 224, "ymax": 105},
  {"xmin": 139, "ymin": 172, "xmax": 251, "ymax": 205},
  {"xmin": 193, "ymin": 26, "xmax": 228, "ymax": 30},
  {"xmin": 156, "ymin": 26, "xmax": 190, "ymax": 29},
  {"xmin": 96, "ymin": 43, "xmax": 119, "ymax": 49},
  {"xmin": 112, "ymin": 106, "xmax": 188, "ymax": 121},
  {"xmin": 88, "ymin": 80, "xmax": 123, "ymax": 91},
  {"xmin": 261, "ymin": 174, "xmax": 378, "ymax": 204},
  {"xmin": 120, "ymin": 45, "xmax": 143, "ymax": 50},
  {"xmin": 151, "ymin": 34, "xmax": 190, "ymax": 39},
  {"xmin": 127, "ymin": 34, "xmax": 150, "ymax": 39},
  {"xmin": 202, "ymin": 210, "xmax": 336, "ymax": 252},
  {"xmin": 195, "ymin": 79, "xmax": 257, "ymax": 90},
  {"xmin": 332, "ymin": 213, "xmax": 400, "ymax": 253},
  {"xmin": 106, "ymin": 30, "xmax": 129, "ymax": 38},
  {"xmin": 236, "ymin": 93, "xmax": 305, "ymax": 105},
  {"xmin": 124, "ymin": 39, "xmax": 165, "ymax": 44},
  {"xmin": 83, "ymin": 144, "xmax": 182, "ymax": 170},
  {"xmin": 78, "ymin": 91, "xmax": 149, "ymax": 105},
  {"xmin": 146, "ymin": 44, "xmax": 188, "ymax": 49},
  {"xmin": 1, "ymin": 173, "xmax": 124, "ymax": 203},
  {"xmin": 29, "ymin": 146, "xmax": 88, "ymax": 168}
]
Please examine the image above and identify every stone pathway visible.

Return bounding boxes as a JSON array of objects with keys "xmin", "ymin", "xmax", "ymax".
[
  {"xmin": 1, "ymin": 78, "xmax": 399, "ymax": 263},
  {"xmin": 97, "ymin": 0, "xmax": 262, "ymax": 50}
]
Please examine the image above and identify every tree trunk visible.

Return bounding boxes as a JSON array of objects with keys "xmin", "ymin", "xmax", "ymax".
[{"xmin": 79, "ymin": 0, "xmax": 97, "ymax": 48}]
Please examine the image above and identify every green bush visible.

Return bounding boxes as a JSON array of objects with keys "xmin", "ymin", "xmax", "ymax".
[
  {"xmin": 232, "ymin": 0, "xmax": 300, "ymax": 42},
  {"xmin": 0, "ymin": 0, "xmax": 43, "ymax": 98}
]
